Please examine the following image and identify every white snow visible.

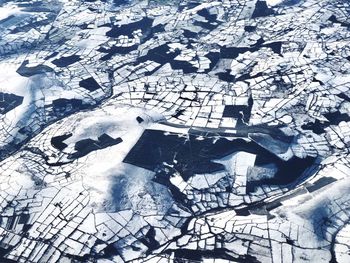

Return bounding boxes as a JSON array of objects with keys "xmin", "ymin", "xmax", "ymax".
[
  {"xmin": 266, "ymin": 0, "xmax": 284, "ymax": 6},
  {"xmin": 0, "ymin": 4, "xmax": 23, "ymax": 21}
]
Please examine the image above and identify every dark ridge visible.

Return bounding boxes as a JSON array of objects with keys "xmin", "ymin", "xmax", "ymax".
[
  {"xmin": 0, "ymin": 92, "xmax": 24, "ymax": 115},
  {"xmin": 183, "ymin": 29, "xmax": 198, "ymax": 38},
  {"xmin": 69, "ymin": 134, "xmax": 122, "ymax": 159},
  {"xmin": 124, "ymin": 129, "xmax": 315, "ymax": 190},
  {"xmin": 21, "ymin": 7, "xmax": 52, "ymax": 12},
  {"xmin": 272, "ymin": 75, "xmax": 292, "ymax": 92},
  {"xmin": 247, "ymin": 156, "xmax": 317, "ymax": 193},
  {"xmin": 255, "ymin": 37, "xmax": 265, "ymax": 46},
  {"xmin": 79, "ymin": 77, "xmax": 102, "ymax": 92},
  {"xmin": 64, "ymin": 253, "xmax": 92, "ymax": 263},
  {"xmin": 125, "ymin": 130, "xmax": 230, "ymax": 181},
  {"xmin": 102, "ymin": 243, "xmax": 122, "ymax": 258},
  {"xmin": 244, "ymin": 25, "xmax": 256, "ymax": 32},
  {"xmin": 6, "ymin": 216, "xmax": 15, "ymax": 230},
  {"xmin": 204, "ymin": 51, "xmax": 220, "ymax": 72},
  {"xmin": 235, "ymin": 207, "xmax": 251, "ymax": 216},
  {"xmin": 173, "ymin": 109, "xmax": 186, "ymax": 118},
  {"xmin": 266, "ymin": 201, "xmax": 282, "ymax": 211},
  {"xmin": 223, "ymin": 104, "xmax": 250, "ymax": 119},
  {"xmin": 216, "ymin": 70, "xmax": 235, "ymax": 82},
  {"xmin": 99, "ymin": 45, "xmax": 138, "ymax": 61},
  {"xmin": 0, "ymin": 14, "xmax": 15, "ymax": 24},
  {"xmin": 194, "ymin": 8, "xmax": 220, "ymax": 31},
  {"xmin": 171, "ymin": 59, "xmax": 198, "ymax": 74},
  {"xmin": 139, "ymin": 227, "xmax": 160, "ymax": 251},
  {"xmin": 44, "ymin": 51, "xmax": 58, "ymax": 60},
  {"xmin": 100, "ymin": 22, "xmax": 164, "ymax": 60},
  {"xmin": 51, "ymin": 133, "xmax": 73, "ymax": 151},
  {"xmin": 301, "ymin": 120, "xmax": 325, "ymax": 135},
  {"xmin": 252, "ymin": 1, "xmax": 275, "ymax": 18},
  {"xmin": 106, "ymin": 17, "xmax": 153, "ymax": 38},
  {"xmin": 144, "ymin": 65, "xmax": 163, "ymax": 76},
  {"xmin": 197, "ymin": 9, "xmax": 217, "ymax": 22},
  {"xmin": 52, "ymin": 55, "xmax": 81, "ymax": 67},
  {"xmin": 17, "ymin": 1, "xmax": 44, "ymax": 7},
  {"xmin": 266, "ymin": 41, "xmax": 282, "ymax": 54},
  {"xmin": 0, "ymin": 247, "xmax": 16, "ymax": 263},
  {"xmin": 138, "ymin": 44, "xmax": 179, "ymax": 64},
  {"xmin": 286, "ymin": 238, "xmax": 295, "ymax": 245},
  {"xmin": 78, "ymin": 23, "xmax": 89, "ymax": 29},
  {"xmin": 152, "ymin": 166, "xmax": 191, "ymax": 209},
  {"xmin": 328, "ymin": 14, "xmax": 350, "ymax": 28},
  {"xmin": 16, "ymin": 60, "xmax": 54, "ymax": 77},
  {"xmin": 137, "ymin": 44, "xmax": 197, "ymax": 74},
  {"xmin": 284, "ymin": 0, "xmax": 301, "ymax": 5},
  {"xmin": 312, "ymin": 77, "xmax": 324, "ymax": 86},
  {"xmin": 113, "ymin": 0, "xmax": 129, "ymax": 5},
  {"xmin": 220, "ymin": 40, "xmax": 282, "ymax": 59},
  {"xmin": 136, "ymin": 116, "xmax": 144, "ymax": 123},
  {"xmin": 22, "ymin": 224, "xmax": 32, "ymax": 233},
  {"xmin": 10, "ymin": 15, "xmax": 57, "ymax": 34},
  {"xmin": 222, "ymin": 95, "xmax": 253, "ymax": 126},
  {"xmin": 301, "ymin": 106, "xmax": 350, "ymax": 134},
  {"xmin": 168, "ymin": 248, "xmax": 260, "ymax": 262},
  {"xmin": 52, "ymin": 98, "xmax": 88, "ymax": 117},
  {"xmin": 306, "ymin": 177, "xmax": 337, "ymax": 193},
  {"xmin": 337, "ymin": 93, "xmax": 350, "ymax": 102},
  {"xmin": 235, "ymin": 72, "xmax": 263, "ymax": 82},
  {"xmin": 324, "ymin": 111, "xmax": 350, "ymax": 125},
  {"xmin": 18, "ymin": 213, "xmax": 30, "ymax": 224},
  {"xmin": 141, "ymin": 23, "xmax": 165, "ymax": 43},
  {"xmin": 220, "ymin": 47, "xmax": 249, "ymax": 59}
]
